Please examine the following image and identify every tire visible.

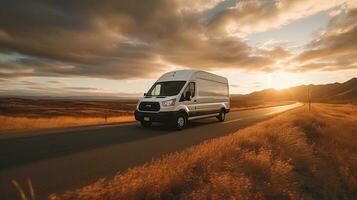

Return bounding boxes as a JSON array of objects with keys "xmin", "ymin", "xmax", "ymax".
[
  {"xmin": 217, "ymin": 109, "xmax": 226, "ymax": 122},
  {"xmin": 174, "ymin": 113, "xmax": 187, "ymax": 130},
  {"xmin": 140, "ymin": 121, "xmax": 152, "ymax": 128}
]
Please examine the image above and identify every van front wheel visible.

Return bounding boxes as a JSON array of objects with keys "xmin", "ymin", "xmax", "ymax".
[
  {"xmin": 217, "ymin": 110, "xmax": 226, "ymax": 122},
  {"xmin": 174, "ymin": 113, "xmax": 187, "ymax": 130}
]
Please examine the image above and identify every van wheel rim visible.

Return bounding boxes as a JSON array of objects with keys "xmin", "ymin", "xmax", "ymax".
[
  {"xmin": 222, "ymin": 112, "xmax": 225, "ymax": 119},
  {"xmin": 177, "ymin": 117, "xmax": 185, "ymax": 127}
]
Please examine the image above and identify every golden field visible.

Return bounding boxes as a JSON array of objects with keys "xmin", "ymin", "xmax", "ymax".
[
  {"xmin": 0, "ymin": 115, "xmax": 135, "ymax": 134},
  {"xmin": 0, "ymin": 98, "xmax": 292, "ymax": 134},
  {"xmin": 50, "ymin": 103, "xmax": 357, "ymax": 200},
  {"xmin": 0, "ymin": 98, "xmax": 136, "ymax": 134}
]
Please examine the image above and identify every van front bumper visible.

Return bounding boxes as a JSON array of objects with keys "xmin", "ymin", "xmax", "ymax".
[{"xmin": 134, "ymin": 110, "xmax": 179, "ymax": 123}]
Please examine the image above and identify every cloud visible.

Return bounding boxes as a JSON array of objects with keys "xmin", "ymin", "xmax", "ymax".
[
  {"xmin": 0, "ymin": 0, "xmax": 355, "ymax": 83},
  {"xmin": 0, "ymin": 78, "xmax": 141, "ymax": 97},
  {"xmin": 157, "ymin": 36, "xmax": 274, "ymax": 71},
  {"xmin": 293, "ymin": 6, "xmax": 357, "ymax": 72},
  {"xmin": 63, "ymin": 87, "xmax": 100, "ymax": 91},
  {"xmin": 47, "ymin": 80, "xmax": 61, "ymax": 84},
  {"xmin": 208, "ymin": 0, "xmax": 348, "ymax": 35},
  {"xmin": 230, "ymin": 84, "xmax": 240, "ymax": 88},
  {"xmin": 256, "ymin": 47, "xmax": 293, "ymax": 59},
  {"xmin": 0, "ymin": 0, "xmax": 180, "ymax": 79},
  {"xmin": 0, "ymin": 0, "xmax": 277, "ymax": 80},
  {"xmin": 0, "ymin": 49, "xmax": 167, "ymax": 79}
]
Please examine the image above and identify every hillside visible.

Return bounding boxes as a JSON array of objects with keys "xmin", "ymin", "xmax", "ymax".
[{"xmin": 232, "ymin": 77, "xmax": 357, "ymax": 103}]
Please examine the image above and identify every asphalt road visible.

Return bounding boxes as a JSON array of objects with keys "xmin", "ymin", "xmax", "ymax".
[{"xmin": 0, "ymin": 103, "xmax": 302, "ymax": 199}]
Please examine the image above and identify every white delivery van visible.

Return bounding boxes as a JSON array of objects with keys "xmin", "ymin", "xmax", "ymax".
[{"xmin": 135, "ymin": 70, "xmax": 230, "ymax": 130}]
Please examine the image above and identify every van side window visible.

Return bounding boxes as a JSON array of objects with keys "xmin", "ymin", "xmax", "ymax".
[
  {"xmin": 188, "ymin": 82, "xmax": 195, "ymax": 97},
  {"xmin": 180, "ymin": 82, "xmax": 195, "ymax": 101},
  {"xmin": 197, "ymin": 79, "xmax": 228, "ymax": 96}
]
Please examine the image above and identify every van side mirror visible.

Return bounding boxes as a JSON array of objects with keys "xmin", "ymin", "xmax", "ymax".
[{"xmin": 185, "ymin": 91, "xmax": 191, "ymax": 101}]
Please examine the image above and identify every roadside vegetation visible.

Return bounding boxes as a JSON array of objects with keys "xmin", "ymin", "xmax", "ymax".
[
  {"xmin": 0, "ymin": 115, "xmax": 135, "ymax": 134},
  {"xmin": 51, "ymin": 103, "xmax": 357, "ymax": 200}
]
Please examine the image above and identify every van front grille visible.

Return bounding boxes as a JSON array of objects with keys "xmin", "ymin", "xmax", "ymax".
[{"xmin": 139, "ymin": 102, "xmax": 160, "ymax": 112}]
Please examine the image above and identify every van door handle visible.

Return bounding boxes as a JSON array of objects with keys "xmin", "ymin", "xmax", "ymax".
[{"xmin": 194, "ymin": 100, "xmax": 197, "ymax": 102}]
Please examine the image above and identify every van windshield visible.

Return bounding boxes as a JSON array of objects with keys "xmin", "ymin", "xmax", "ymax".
[{"xmin": 147, "ymin": 81, "xmax": 186, "ymax": 97}]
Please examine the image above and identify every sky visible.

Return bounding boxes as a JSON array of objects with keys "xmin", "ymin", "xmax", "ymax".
[{"xmin": 0, "ymin": 0, "xmax": 357, "ymax": 97}]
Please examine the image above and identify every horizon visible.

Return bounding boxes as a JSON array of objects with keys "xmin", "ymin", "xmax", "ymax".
[
  {"xmin": 0, "ymin": 76, "xmax": 355, "ymax": 99},
  {"xmin": 1, "ymin": 0, "xmax": 357, "ymax": 96}
]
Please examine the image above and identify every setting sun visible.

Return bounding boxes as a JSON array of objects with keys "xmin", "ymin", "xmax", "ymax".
[{"xmin": 264, "ymin": 72, "xmax": 300, "ymax": 90}]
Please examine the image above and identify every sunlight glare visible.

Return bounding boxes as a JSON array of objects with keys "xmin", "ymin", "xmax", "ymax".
[{"xmin": 264, "ymin": 72, "xmax": 300, "ymax": 90}]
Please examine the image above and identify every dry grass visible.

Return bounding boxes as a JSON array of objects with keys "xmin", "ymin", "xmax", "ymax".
[
  {"xmin": 0, "ymin": 115, "xmax": 134, "ymax": 134},
  {"xmin": 51, "ymin": 103, "xmax": 357, "ymax": 200},
  {"xmin": 0, "ymin": 98, "xmax": 137, "ymax": 117},
  {"xmin": 0, "ymin": 98, "xmax": 137, "ymax": 134}
]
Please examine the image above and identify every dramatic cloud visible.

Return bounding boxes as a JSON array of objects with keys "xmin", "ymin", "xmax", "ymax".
[
  {"xmin": 0, "ymin": 0, "xmax": 291, "ymax": 80},
  {"xmin": 157, "ymin": 36, "xmax": 274, "ymax": 71},
  {"xmin": 0, "ymin": 0, "xmax": 355, "ymax": 82},
  {"xmin": 293, "ymin": 6, "xmax": 357, "ymax": 72},
  {"xmin": 0, "ymin": 46, "xmax": 166, "ymax": 79},
  {"xmin": 0, "ymin": 0, "xmax": 180, "ymax": 79},
  {"xmin": 208, "ymin": 0, "xmax": 348, "ymax": 35}
]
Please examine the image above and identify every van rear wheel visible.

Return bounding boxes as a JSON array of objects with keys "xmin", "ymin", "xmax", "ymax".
[
  {"xmin": 217, "ymin": 110, "xmax": 226, "ymax": 122},
  {"xmin": 174, "ymin": 113, "xmax": 187, "ymax": 130},
  {"xmin": 140, "ymin": 121, "xmax": 152, "ymax": 128}
]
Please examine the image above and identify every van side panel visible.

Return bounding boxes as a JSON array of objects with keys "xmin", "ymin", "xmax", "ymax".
[
  {"xmin": 191, "ymin": 71, "xmax": 230, "ymax": 117},
  {"xmin": 195, "ymin": 79, "xmax": 229, "ymax": 113}
]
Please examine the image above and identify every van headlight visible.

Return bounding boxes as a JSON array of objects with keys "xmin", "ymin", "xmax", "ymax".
[{"xmin": 162, "ymin": 99, "xmax": 175, "ymax": 107}]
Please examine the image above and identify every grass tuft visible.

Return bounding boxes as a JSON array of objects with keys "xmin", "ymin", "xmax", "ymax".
[{"xmin": 12, "ymin": 178, "xmax": 36, "ymax": 200}]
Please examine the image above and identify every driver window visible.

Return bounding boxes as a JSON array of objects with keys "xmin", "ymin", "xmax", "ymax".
[{"xmin": 151, "ymin": 84, "xmax": 161, "ymax": 96}]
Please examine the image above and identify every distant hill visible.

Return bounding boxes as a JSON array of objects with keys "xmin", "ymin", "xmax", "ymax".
[{"xmin": 232, "ymin": 77, "xmax": 357, "ymax": 103}]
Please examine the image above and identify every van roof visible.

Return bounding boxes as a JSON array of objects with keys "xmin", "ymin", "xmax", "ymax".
[{"xmin": 157, "ymin": 70, "xmax": 228, "ymax": 84}]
